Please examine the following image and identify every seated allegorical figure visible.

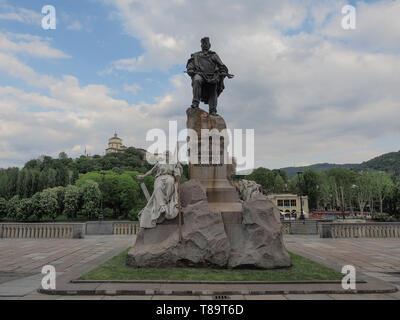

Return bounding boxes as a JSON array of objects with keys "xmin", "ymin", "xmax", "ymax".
[{"xmin": 137, "ymin": 152, "xmax": 183, "ymax": 229}]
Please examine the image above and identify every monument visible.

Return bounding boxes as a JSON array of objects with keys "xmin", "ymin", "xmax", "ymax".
[
  {"xmin": 186, "ymin": 37, "xmax": 234, "ymax": 115},
  {"xmin": 126, "ymin": 38, "xmax": 290, "ymax": 269}
]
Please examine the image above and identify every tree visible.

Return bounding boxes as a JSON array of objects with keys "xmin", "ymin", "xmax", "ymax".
[
  {"xmin": 16, "ymin": 169, "xmax": 27, "ymax": 198},
  {"xmin": 16, "ymin": 198, "xmax": 34, "ymax": 221},
  {"xmin": 302, "ymin": 170, "xmax": 323, "ymax": 210},
  {"xmin": 386, "ymin": 182, "xmax": 400, "ymax": 217},
  {"xmin": 273, "ymin": 174, "xmax": 285, "ymax": 193},
  {"xmin": 7, "ymin": 195, "xmax": 20, "ymax": 219},
  {"xmin": 79, "ymin": 180, "xmax": 101, "ymax": 219},
  {"xmin": 63, "ymin": 185, "xmax": 81, "ymax": 219},
  {"xmin": 0, "ymin": 170, "xmax": 9, "ymax": 199},
  {"xmin": 0, "ymin": 197, "xmax": 7, "ymax": 218},
  {"xmin": 354, "ymin": 173, "xmax": 373, "ymax": 216},
  {"xmin": 369, "ymin": 171, "xmax": 394, "ymax": 214},
  {"xmin": 58, "ymin": 152, "xmax": 68, "ymax": 160},
  {"xmin": 7, "ymin": 168, "xmax": 19, "ymax": 199},
  {"xmin": 118, "ymin": 173, "xmax": 140, "ymax": 217},
  {"xmin": 327, "ymin": 168, "xmax": 357, "ymax": 217},
  {"xmin": 47, "ymin": 168, "xmax": 57, "ymax": 188},
  {"xmin": 247, "ymin": 168, "xmax": 275, "ymax": 194},
  {"xmin": 38, "ymin": 170, "xmax": 48, "ymax": 192},
  {"xmin": 38, "ymin": 189, "xmax": 59, "ymax": 221},
  {"xmin": 52, "ymin": 186, "xmax": 66, "ymax": 216}
]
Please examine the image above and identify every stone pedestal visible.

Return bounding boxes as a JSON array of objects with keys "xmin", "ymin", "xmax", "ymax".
[
  {"xmin": 186, "ymin": 107, "xmax": 242, "ymax": 230},
  {"xmin": 125, "ymin": 107, "xmax": 291, "ymax": 269}
]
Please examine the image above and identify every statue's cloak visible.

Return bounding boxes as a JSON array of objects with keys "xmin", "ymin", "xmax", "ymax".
[{"xmin": 186, "ymin": 51, "xmax": 229, "ymax": 105}]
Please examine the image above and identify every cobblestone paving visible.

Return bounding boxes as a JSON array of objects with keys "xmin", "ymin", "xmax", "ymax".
[
  {"xmin": 284, "ymin": 235, "xmax": 400, "ymax": 287},
  {"xmin": 0, "ymin": 234, "xmax": 399, "ymax": 300},
  {"xmin": 0, "ymin": 236, "xmax": 133, "ymax": 274},
  {"xmin": 0, "ymin": 236, "xmax": 133, "ymax": 297}
]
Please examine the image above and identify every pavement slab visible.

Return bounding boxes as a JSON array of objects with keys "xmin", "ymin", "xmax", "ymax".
[{"xmin": 1, "ymin": 234, "xmax": 399, "ymax": 300}]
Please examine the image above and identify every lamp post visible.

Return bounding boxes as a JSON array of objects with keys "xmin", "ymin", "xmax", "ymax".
[
  {"xmin": 297, "ymin": 171, "xmax": 305, "ymax": 220},
  {"xmin": 99, "ymin": 170, "xmax": 106, "ymax": 222}
]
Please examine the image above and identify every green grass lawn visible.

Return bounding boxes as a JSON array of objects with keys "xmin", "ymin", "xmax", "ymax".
[{"xmin": 80, "ymin": 249, "xmax": 342, "ymax": 282}]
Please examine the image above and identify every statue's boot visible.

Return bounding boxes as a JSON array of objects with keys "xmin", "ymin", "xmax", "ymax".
[{"xmin": 209, "ymin": 106, "xmax": 217, "ymax": 115}]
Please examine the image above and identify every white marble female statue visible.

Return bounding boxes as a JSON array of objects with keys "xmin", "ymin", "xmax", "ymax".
[{"xmin": 137, "ymin": 156, "xmax": 183, "ymax": 229}]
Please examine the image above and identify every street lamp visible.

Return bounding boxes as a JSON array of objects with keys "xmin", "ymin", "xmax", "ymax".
[
  {"xmin": 99, "ymin": 170, "xmax": 106, "ymax": 222},
  {"xmin": 297, "ymin": 171, "xmax": 305, "ymax": 220}
]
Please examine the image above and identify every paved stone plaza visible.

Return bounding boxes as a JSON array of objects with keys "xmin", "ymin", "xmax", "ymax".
[{"xmin": 0, "ymin": 235, "xmax": 399, "ymax": 300}]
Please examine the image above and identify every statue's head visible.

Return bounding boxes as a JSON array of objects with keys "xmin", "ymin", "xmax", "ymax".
[{"xmin": 201, "ymin": 37, "xmax": 211, "ymax": 51}]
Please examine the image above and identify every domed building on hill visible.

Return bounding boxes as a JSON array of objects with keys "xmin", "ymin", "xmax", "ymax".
[{"xmin": 106, "ymin": 132, "xmax": 127, "ymax": 154}]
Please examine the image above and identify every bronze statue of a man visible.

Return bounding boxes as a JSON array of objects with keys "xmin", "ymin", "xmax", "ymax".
[{"xmin": 186, "ymin": 37, "xmax": 233, "ymax": 115}]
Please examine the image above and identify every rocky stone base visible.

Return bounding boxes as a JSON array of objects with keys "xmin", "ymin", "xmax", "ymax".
[{"xmin": 126, "ymin": 180, "xmax": 291, "ymax": 269}]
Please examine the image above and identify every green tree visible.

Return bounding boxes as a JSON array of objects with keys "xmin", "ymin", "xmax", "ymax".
[
  {"xmin": 327, "ymin": 168, "xmax": 357, "ymax": 216},
  {"xmin": 16, "ymin": 198, "xmax": 34, "ymax": 221},
  {"xmin": 273, "ymin": 174, "xmax": 285, "ymax": 193},
  {"xmin": 302, "ymin": 171, "xmax": 323, "ymax": 210},
  {"xmin": 0, "ymin": 197, "xmax": 7, "ymax": 218},
  {"xmin": 354, "ymin": 172, "xmax": 373, "ymax": 216},
  {"xmin": 52, "ymin": 186, "xmax": 66, "ymax": 215},
  {"xmin": 7, "ymin": 195, "xmax": 20, "ymax": 219},
  {"xmin": 0, "ymin": 170, "xmax": 9, "ymax": 198},
  {"xmin": 47, "ymin": 168, "xmax": 57, "ymax": 188},
  {"xmin": 38, "ymin": 170, "xmax": 47, "ymax": 192},
  {"xmin": 247, "ymin": 168, "xmax": 275, "ymax": 194},
  {"xmin": 58, "ymin": 152, "xmax": 68, "ymax": 160},
  {"xmin": 7, "ymin": 168, "xmax": 19, "ymax": 199},
  {"xmin": 79, "ymin": 180, "xmax": 101, "ymax": 219},
  {"xmin": 38, "ymin": 189, "xmax": 59, "ymax": 221},
  {"xmin": 118, "ymin": 173, "xmax": 140, "ymax": 217},
  {"xmin": 63, "ymin": 185, "xmax": 81, "ymax": 219},
  {"xmin": 369, "ymin": 171, "xmax": 394, "ymax": 213}
]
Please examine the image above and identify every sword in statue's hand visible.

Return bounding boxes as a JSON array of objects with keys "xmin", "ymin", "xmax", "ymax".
[{"xmin": 183, "ymin": 71, "xmax": 235, "ymax": 79}]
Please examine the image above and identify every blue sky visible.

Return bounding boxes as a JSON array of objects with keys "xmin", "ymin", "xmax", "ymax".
[
  {"xmin": 0, "ymin": 0, "xmax": 179, "ymax": 104},
  {"xmin": 0, "ymin": 0, "xmax": 399, "ymax": 170}
]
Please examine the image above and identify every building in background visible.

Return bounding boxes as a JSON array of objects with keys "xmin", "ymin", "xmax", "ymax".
[
  {"xmin": 106, "ymin": 133, "xmax": 127, "ymax": 154},
  {"xmin": 267, "ymin": 193, "xmax": 309, "ymax": 219}
]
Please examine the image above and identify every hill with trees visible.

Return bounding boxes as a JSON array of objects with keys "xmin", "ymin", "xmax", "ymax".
[
  {"xmin": 1, "ymin": 148, "xmax": 399, "ymax": 222},
  {"xmin": 357, "ymin": 151, "xmax": 400, "ymax": 175},
  {"xmin": 0, "ymin": 148, "xmax": 162, "ymax": 222},
  {"xmin": 281, "ymin": 163, "xmax": 356, "ymax": 178},
  {"xmin": 281, "ymin": 151, "xmax": 400, "ymax": 178}
]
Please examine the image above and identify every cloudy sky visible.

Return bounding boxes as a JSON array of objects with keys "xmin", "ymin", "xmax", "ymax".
[{"xmin": 0, "ymin": 0, "xmax": 399, "ymax": 169}]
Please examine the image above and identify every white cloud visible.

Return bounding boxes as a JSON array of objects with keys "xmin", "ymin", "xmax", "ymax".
[
  {"xmin": 99, "ymin": 0, "xmax": 400, "ymax": 169},
  {"xmin": 320, "ymin": 0, "xmax": 400, "ymax": 52},
  {"xmin": 124, "ymin": 83, "xmax": 142, "ymax": 95},
  {"xmin": 1, "ymin": 0, "xmax": 400, "ymax": 169},
  {"xmin": 61, "ymin": 11, "xmax": 85, "ymax": 31},
  {"xmin": 67, "ymin": 20, "xmax": 83, "ymax": 31},
  {"xmin": 0, "ymin": 32, "xmax": 70, "ymax": 59},
  {"xmin": 0, "ymin": 2, "xmax": 41, "ymax": 25}
]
